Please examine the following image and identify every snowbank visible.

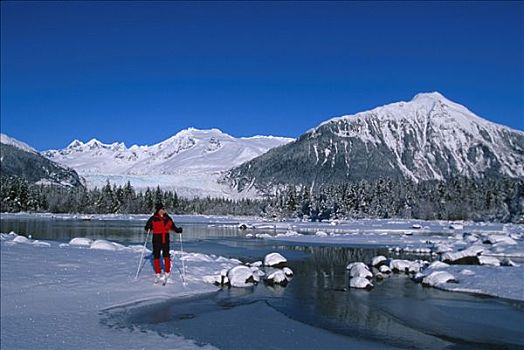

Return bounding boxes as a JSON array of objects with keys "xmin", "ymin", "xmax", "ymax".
[{"xmin": 0, "ymin": 232, "xmax": 232, "ymax": 349}]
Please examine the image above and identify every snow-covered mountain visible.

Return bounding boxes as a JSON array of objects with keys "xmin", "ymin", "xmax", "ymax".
[
  {"xmin": 0, "ymin": 133, "xmax": 84, "ymax": 188},
  {"xmin": 226, "ymin": 92, "xmax": 524, "ymax": 192},
  {"xmin": 0, "ymin": 133, "xmax": 38, "ymax": 154},
  {"xmin": 43, "ymin": 128, "xmax": 293, "ymax": 197}
]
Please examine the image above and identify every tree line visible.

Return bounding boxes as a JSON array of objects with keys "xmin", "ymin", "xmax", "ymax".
[{"xmin": 1, "ymin": 174, "xmax": 522, "ymax": 223}]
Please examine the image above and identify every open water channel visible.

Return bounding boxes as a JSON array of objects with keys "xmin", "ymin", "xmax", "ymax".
[{"xmin": 2, "ymin": 215, "xmax": 523, "ymax": 349}]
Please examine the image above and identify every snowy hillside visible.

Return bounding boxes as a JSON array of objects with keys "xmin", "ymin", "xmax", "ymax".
[
  {"xmin": 0, "ymin": 133, "xmax": 38, "ymax": 154},
  {"xmin": 43, "ymin": 128, "xmax": 293, "ymax": 197},
  {"xmin": 226, "ymin": 92, "xmax": 524, "ymax": 192},
  {"xmin": 0, "ymin": 134, "xmax": 85, "ymax": 188}
]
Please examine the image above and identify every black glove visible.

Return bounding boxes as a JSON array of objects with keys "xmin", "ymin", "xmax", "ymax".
[{"xmin": 175, "ymin": 227, "xmax": 183, "ymax": 234}]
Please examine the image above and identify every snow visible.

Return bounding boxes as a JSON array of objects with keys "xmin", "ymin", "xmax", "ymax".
[
  {"xmin": 1, "ymin": 133, "xmax": 38, "ymax": 154},
  {"xmin": 346, "ymin": 261, "xmax": 369, "ymax": 270},
  {"xmin": 42, "ymin": 128, "xmax": 293, "ymax": 198},
  {"xmin": 227, "ymin": 265, "xmax": 256, "ymax": 287},
  {"xmin": 349, "ymin": 277, "xmax": 373, "ymax": 289},
  {"xmin": 371, "ymin": 255, "xmax": 387, "ymax": 267},
  {"xmin": 0, "ymin": 232, "xmax": 240, "ymax": 349},
  {"xmin": 2, "ymin": 214, "xmax": 524, "ymax": 350},
  {"xmin": 315, "ymin": 92, "xmax": 524, "ymax": 181},
  {"xmin": 264, "ymin": 252, "xmax": 287, "ymax": 267},
  {"xmin": 379, "ymin": 265, "xmax": 392, "ymax": 274},
  {"xmin": 69, "ymin": 237, "xmax": 93, "ymax": 246},
  {"xmin": 442, "ymin": 246, "xmax": 485, "ymax": 263},
  {"xmin": 282, "ymin": 267, "xmax": 294, "ymax": 277},
  {"xmin": 349, "ymin": 264, "xmax": 373, "ymax": 279},
  {"xmin": 90, "ymin": 239, "xmax": 126, "ymax": 251},
  {"xmin": 422, "ymin": 271, "xmax": 457, "ymax": 287},
  {"xmin": 266, "ymin": 270, "xmax": 288, "ymax": 285},
  {"xmin": 478, "ymin": 256, "xmax": 501, "ymax": 266},
  {"xmin": 244, "ymin": 217, "xmax": 524, "ymax": 301},
  {"xmin": 389, "ymin": 259, "xmax": 412, "ymax": 273},
  {"xmin": 428, "ymin": 261, "xmax": 450, "ymax": 270}
]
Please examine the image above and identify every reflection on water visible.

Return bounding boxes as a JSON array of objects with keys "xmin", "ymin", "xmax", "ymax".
[
  {"xmin": 105, "ymin": 243, "xmax": 524, "ymax": 350},
  {"xmin": 278, "ymin": 247, "xmax": 524, "ymax": 349},
  {"xmin": 0, "ymin": 216, "xmax": 246, "ymax": 244},
  {"xmin": 3, "ymin": 216, "xmax": 524, "ymax": 349}
]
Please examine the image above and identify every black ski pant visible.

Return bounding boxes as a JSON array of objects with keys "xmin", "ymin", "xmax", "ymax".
[{"xmin": 152, "ymin": 233, "xmax": 170, "ymax": 259}]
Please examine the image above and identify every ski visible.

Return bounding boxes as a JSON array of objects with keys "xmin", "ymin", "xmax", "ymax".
[{"xmin": 162, "ymin": 273, "xmax": 170, "ymax": 286}]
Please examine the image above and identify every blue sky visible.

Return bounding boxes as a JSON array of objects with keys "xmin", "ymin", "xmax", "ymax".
[{"xmin": 1, "ymin": 1, "xmax": 523, "ymax": 150}]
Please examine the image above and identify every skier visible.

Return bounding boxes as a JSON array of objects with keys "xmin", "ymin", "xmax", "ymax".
[{"xmin": 144, "ymin": 202, "xmax": 183, "ymax": 284}]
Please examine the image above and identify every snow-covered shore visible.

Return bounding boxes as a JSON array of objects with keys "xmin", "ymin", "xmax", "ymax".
[
  {"xmin": 0, "ymin": 230, "xmax": 310, "ymax": 350},
  {"xmin": 243, "ymin": 220, "xmax": 524, "ymax": 302},
  {"xmin": 2, "ymin": 213, "xmax": 523, "ymax": 349},
  {"xmin": 1, "ymin": 232, "xmax": 231, "ymax": 349}
]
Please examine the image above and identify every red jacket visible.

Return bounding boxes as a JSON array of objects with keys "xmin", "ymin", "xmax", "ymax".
[{"xmin": 145, "ymin": 213, "xmax": 175, "ymax": 244}]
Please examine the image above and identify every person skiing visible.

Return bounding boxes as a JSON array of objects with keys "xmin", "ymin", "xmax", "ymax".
[{"xmin": 144, "ymin": 202, "xmax": 183, "ymax": 283}]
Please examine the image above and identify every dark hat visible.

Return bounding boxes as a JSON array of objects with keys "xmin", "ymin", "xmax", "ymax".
[{"xmin": 155, "ymin": 202, "xmax": 165, "ymax": 211}]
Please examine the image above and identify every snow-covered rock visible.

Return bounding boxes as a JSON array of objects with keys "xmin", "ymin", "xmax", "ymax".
[
  {"xmin": 390, "ymin": 259, "xmax": 412, "ymax": 273},
  {"xmin": 349, "ymin": 264, "xmax": 373, "ymax": 279},
  {"xmin": 379, "ymin": 265, "xmax": 392, "ymax": 274},
  {"xmin": 69, "ymin": 237, "xmax": 93, "ymax": 247},
  {"xmin": 428, "ymin": 261, "xmax": 450, "ymax": 270},
  {"xmin": 249, "ymin": 261, "xmax": 263, "ymax": 268},
  {"xmin": 275, "ymin": 231, "xmax": 302, "ymax": 238},
  {"xmin": 407, "ymin": 261, "xmax": 423, "ymax": 274},
  {"xmin": 449, "ymin": 224, "xmax": 464, "ymax": 230},
  {"xmin": 442, "ymin": 246, "xmax": 485, "ymax": 264},
  {"xmin": 315, "ymin": 231, "xmax": 328, "ymax": 237},
  {"xmin": 349, "ymin": 277, "xmax": 373, "ymax": 290},
  {"xmin": 282, "ymin": 267, "xmax": 294, "ymax": 277},
  {"xmin": 265, "ymin": 270, "xmax": 288, "ymax": 286},
  {"xmin": 264, "ymin": 252, "xmax": 287, "ymax": 268},
  {"xmin": 227, "ymin": 265, "xmax": 256, "ymax": 287},
  {"xmin": 250, "ymin": 266, "xmax": 266, "ymax": 278},
  {"xmin": 346, "ymin": 262, "xmax": 369, "ymax": 271},
  {"xmin": 501, "ymin": 258, "xmax": 519, "ymax": 267},
  {"xmin": 32, "ymin": 240, "xmax": 51, "ymax": 247},
  {"xmin": 13, "ymin": 236, "xmax": 31, "ymax": 244},
  {"xmin": 478, "ymin": 256, "xmax": 501, "ymax": 266},
  {"xmin": 482, "ymin": 235, "xmax": 518, "ymax": 245},
  {"xmin": 422, "ymin": 271, "xmax": 457, "ymax": 287},
  {"xmin": 204, "ymin": 273, "xmax": 229, "ymax": 286},
  {"xmin": 90, "ymin": 240, "xmax": 123, "ymax": 251},
  {"xmin": 238, "ymin": 223, "xmax": 253, "ymax": 230},
  {"xmin": 371, "ymin": 255, "xmax": 387, "ymax": 267}
]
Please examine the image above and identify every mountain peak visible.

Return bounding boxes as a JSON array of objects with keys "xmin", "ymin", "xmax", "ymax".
[
  {"xmin": 85, "ymin": 138, "xmax": 103, "ymax": 147},
  {"xmin": 67, "ymin": 139, "xmax": 84, "ymax": 148},
  {"xmin": 411, "ymin": 91, "xmax": 449, "ymax": 102}
]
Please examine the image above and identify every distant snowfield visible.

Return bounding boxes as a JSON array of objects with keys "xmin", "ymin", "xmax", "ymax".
[
  {"xmin": 43, "ymin": 128, "xmax": 293, "ymax": 198},
  {"xmin": 1, "ymin": 214, "xmax": 523, "ymax": 349}
]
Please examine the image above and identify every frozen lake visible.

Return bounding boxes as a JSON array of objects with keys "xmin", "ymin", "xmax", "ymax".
[{"xmin": 2, "ymin": 215, "xmax": 523, "ymax": 349}]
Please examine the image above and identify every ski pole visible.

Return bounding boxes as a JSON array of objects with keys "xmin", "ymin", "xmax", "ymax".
[
  {"xmin": 134, "ymin": 229, "xmax": 150, "ymax": 281},
  {"xmin": 179, "ymin": 232, "xmax": 187, "ymax": 286}
]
